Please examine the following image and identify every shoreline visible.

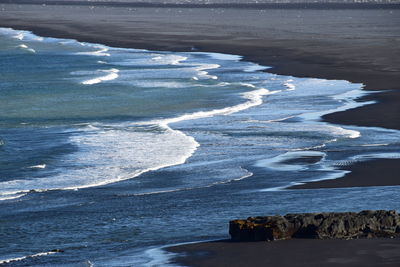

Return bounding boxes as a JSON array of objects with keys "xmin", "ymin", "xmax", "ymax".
[
  {"xmin": 291, "ymin": 158, "xmax": 400, "ymax": 189},
  {"xmin": 3, "ymin": 25, "xmax": 398, "ymax": 191},
  {"xmin": 166, "ymin": 238, "xmax": 400, "ymax": 267},
  {"xmin": 0, "ymin": 4, "xmax": 399, "ymax": 129},
  {"xmin": 0, "ymin": 4, "xmax": 399, "ymax": 189}
]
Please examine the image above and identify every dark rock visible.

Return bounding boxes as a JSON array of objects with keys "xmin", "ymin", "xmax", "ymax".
[{"xmin": 229, "ymin": 210, "xmax": 400, "ymax": 241}]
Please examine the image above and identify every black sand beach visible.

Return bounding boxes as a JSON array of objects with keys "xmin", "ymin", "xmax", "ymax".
[
  {"xmin": 1, "ymin": 2, "xmax": 399, "ymax": 266},
  {"xmin": 292, "ymin": 158, "xmax": 400, "ymax": 189},
  {"xmin": 167, "ymin": 238, "xmax": 400, "ymax": 267}
]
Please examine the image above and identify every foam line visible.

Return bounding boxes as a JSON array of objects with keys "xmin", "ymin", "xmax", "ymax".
[
  {"xmin": 131, "ymin": 168, "xmax": 253, "ymax": 197},
  {"xmin": 17, "ymin": 44, "xmax": 36, "ymax": 53},
  {"xmin": 283, "ymin": 80, "xmax": 296, "ymax": 91},
  {"xmin": 81, "ymin": 68, "xmax": 119, "ymax": 85},
  {"xmin": 245, "ymin": 115, "xmax": 296, "ymax": 124},
  {"xmin": 144, "ymin": 88, "xmax": 276, "ymax": 128},
  {"xmin": 300, "ymin": 89, "xmax": 373, "ymax": 121},
  {"xmin": 76, "ymin": 45, "xmax": 110, "ymax": 57},
  {"xmin": 194, "ymin": 63, "xmax": 220, "ymax": 79},
  {"xmin": 255, "ymin": 151, "xmax": 326, "ymax": 171},
  {"xmin": 13, "ymin": 32, "xmax": 24, "ymax": 40},
  {"xmin": 0, "ymin": 250, "xmax": 61, "ymax": 265},
  {"xmin": 28, "ymin": 164, "xmax": 46, "ymax": 169},
  {"xmin": 0, "ymin": 193, "xmax": 27, "ymax": 201}
]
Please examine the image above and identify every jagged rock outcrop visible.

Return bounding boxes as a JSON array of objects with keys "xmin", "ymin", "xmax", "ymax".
[{"xmin": 230, "ymin": 210, "xmax": 400, "ymax": 241}]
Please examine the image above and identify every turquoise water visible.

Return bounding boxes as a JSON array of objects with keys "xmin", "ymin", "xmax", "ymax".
[{"xmin": 0, "ymin": 28, "xmax": 400, "ymax": 266}]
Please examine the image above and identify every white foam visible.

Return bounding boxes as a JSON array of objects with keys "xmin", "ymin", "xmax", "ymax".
[
  {"xmin": 244, "ymin": 64, "xmax": 269, "ymax": 72},
  {"xmin": 143, "ymin": 238, "xmax": 227, "ymax": 267},
  {"xmin": 259, "ymin": 169, "xmax": 351, "ymax": 192},
  {"xmin": 76, "ymin": 45, "xmax": 110, "ymax": 57},
  {"xmin": 0, "ymin": 28, "xmax": 40, "ymax": 42},
  {"xmin": 288, "ymin": 143, "xmax": 327, "ymax": 152},
  {"xmin": 300, "ymin": 89, "xmax": 373, "ymax": 121},
  {"xmin": 152, "ymin": 54, "xmax": 187, "ymax": 65},
  {"xmin": 0, "ymin": 124, "xmax": 200, "ymax": 196},
  {"xmin": 0, "ymin": 251, "xmax": 60, "ymax": 265},
  {"xmin": 283, "ymin": 80, "xmax": 296, "ymax": 91},
  {"xmin": 0, "ymin": 193, "xmax": 27, "ymax": 201},
  {"xmin": 194, "ymin": 63, "xmax": 220, "ymax": 80},
  {"xmin": 262, "ymin": 152, "xmax": 400, "ymax": 192},
  {"xmin": 144, "ymin": 247, "xmax": 182, "ymax": 267},
  {"xmin": 28, "ymin": 164, "xmax": 46, "ymax": 169},
  {"xmin": 360, "ymin": 143, "xmax": 389, "ymax": 147},
  {"xmin": 255, "ymin": 151, "xmax": 326, "ymax": 171},
  {"xmin": 326, "ymin": 125, "xmax": 361, "ymax": 139},
  {"xmin": 193, "ymin": 52, "xmax": 242, "ymax": 61},
  {"xmin": 332, "ymin": 152, "xmax": 400, "ymax": 168},
  {"xmin": 150, "ymin": 54, "xmax": 219, "ymax": 79},
  {"xmin": 125, "ymin": 88, "xmax": 273, "ymax": 196},
  {"xmin": 145, "ymin": 88, "xmax": 275, "ymax": 127},
  {"xmin": 350, "ymin": 152, "xmax": 400, "ymax": 161},
  {"xmin": 13, "ymin": 32, "xmax": 24, "ymax": 40},
  {"xmin": 81, "ymin": 68, "xmax": 119, "ymax": 85},
  {"xmin": 17, "ymin": 44, "xmax": 36, "ymax": 53},
  {"xmin": 246, "ymin": 115, "xmax": 296, "ymax": 124}
]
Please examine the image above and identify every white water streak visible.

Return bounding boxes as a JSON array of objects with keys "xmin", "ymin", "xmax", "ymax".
[
  {"xmin": 81, "ymin": 68, "xmax": 119, "ymax": 85},
  {"xmin": 0, "ymin": 251, "xmax": 60, "ymax": 265}
]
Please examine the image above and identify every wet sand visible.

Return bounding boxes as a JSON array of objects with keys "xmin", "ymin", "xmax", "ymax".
[
  {"xmin": 167, "ymin": 238, "xmax": 400, "ymax": 267},
  {"xmin": 292, "ymin": 158, "xmax": 400, "ymax": 189}
]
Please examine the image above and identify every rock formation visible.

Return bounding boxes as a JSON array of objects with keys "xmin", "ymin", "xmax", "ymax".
[{"xmin": 230, "ymin": 210, "xmax": 400, "ymax": 241}]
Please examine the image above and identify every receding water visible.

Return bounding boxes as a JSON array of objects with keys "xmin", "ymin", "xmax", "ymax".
[{"xmin": 0, "ymin": 27, "xmax": 399, "ymax": 266}]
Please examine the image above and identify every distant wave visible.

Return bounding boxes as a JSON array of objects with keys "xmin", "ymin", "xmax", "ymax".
[
  {"xmin": 81, "ymin": 68, "xmax": 119, "ymax": 85},
  {"xmin": 28, "ymin": 164, "xmax": 46, "ymax": 169},
  {"xmin": 128, "ymin": 167, "xmax": 253, "ymax": 196},
  {"xmin": 17, "ymin": 44, "xmax": 36, "ymax": 53},
  {"xmin": 76, "ymin": 45, "xmax": 110, "ymax": 57},
  {"xmin": 145, "ymin": 88, "xmax": 276, "ymax": 127},
  {"xmin": 152, "ymin": 54, "xmax": 187, "ymax": 65},
  {"xmin": 12, "ymin": 32, "xmax": 24, "ymax": 40},
  {"xmin": 0, "ymin": 250, "xmax": 62, "ymax": 265},
  {"xmin": 283, "ymin": 79, "xmax": 296, "ymax": 91},
  {"xmin": 193, "ymin": 63, "xmax": 220, "ymax": 80},
  {"xmin": 0, "ymin": 192, "xmax": 27, "ymax": 201},
  {"xmin": 255, "ymin": 151, "xmax": 326, "ymax": 171}
]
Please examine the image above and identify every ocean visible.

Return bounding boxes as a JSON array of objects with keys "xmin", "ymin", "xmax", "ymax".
[{"xmin": 0, "ymin": 27, "xmax": 399, "ymax": 266}]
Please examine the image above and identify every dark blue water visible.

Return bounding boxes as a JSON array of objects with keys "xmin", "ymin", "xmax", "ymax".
[{"xmin": 0, "ymin": 28, "xmax": 400, "ymax": 266}]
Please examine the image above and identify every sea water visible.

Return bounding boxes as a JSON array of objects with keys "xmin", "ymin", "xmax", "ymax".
[{"xmin": 0, "ymin": 27, "xmax": 400, "ymax": 266}]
